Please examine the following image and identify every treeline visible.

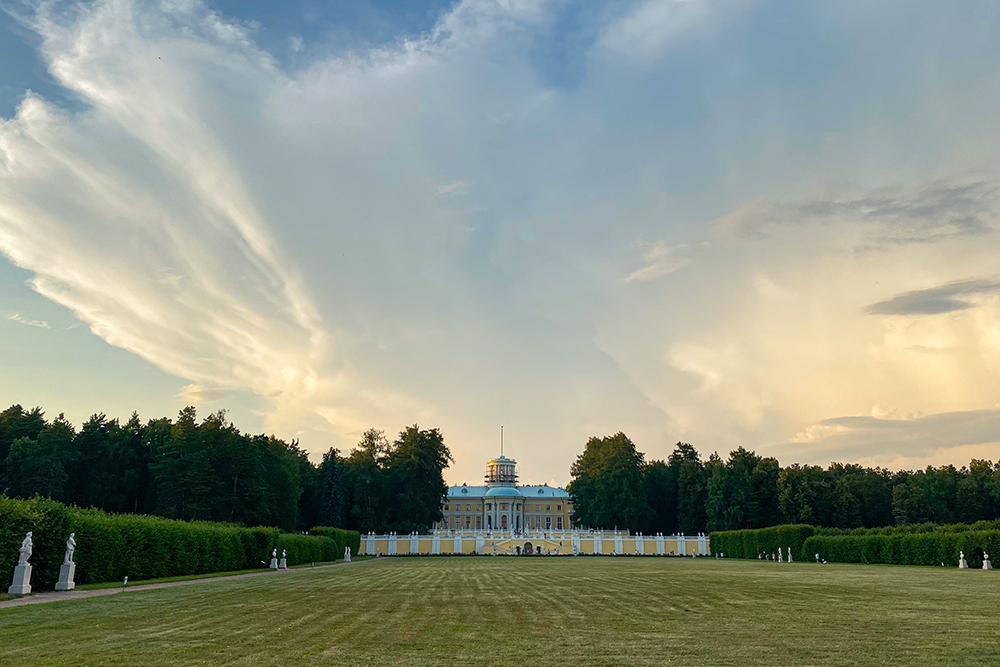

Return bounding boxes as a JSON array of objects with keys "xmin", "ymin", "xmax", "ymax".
[
  {"xmin": 0, "ymin": 404, "xmax": 451, "ymax": 534},
  {"xmin": 568, "ymin": 433, "xmax": 1000, "ymax": 533}
]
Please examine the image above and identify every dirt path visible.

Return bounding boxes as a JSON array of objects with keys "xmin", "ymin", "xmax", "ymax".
[{"xmin": 0, "ymin": 558, "xmax": 377, "ymax": 610}]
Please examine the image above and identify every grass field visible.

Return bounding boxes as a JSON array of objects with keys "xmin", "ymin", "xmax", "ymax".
[{"xmin": 1, "ymin": 556, "xmax": 998, "ymax": 666}]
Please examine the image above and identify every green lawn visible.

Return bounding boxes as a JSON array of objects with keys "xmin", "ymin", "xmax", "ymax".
[
  {"xmin": 75, "ymin": 560, "xmax": 358, "ymax": 590},
  {"xmin": 1, "ymin": 557, "xmax": 998, "ymax": 666}
]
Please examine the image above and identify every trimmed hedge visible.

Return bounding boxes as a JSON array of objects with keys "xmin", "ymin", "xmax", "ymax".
[
  {"xmin": 804, "ymin": 531, "xmax": 1000, "ymax": 568},
  {"xmin": 308, "ymin": 526, "xmax": 361, "ymax": 558},
  {"xmin": 1, "ymin": 496, "xmax": 338, "ymax": 589},
  {"xmin": 815, "ymin": 520, "xmax": 1000, "ymax": 537},
  {"xmin": 709, "ymin": 525, "xmax": 816, "ymax": 561}
]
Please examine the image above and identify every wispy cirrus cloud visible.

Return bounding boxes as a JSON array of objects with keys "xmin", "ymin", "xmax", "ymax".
[
  {"xmin": 715, "ymin": 181, "xmax": 999, "ymax": 246},
  {"xmin": 787, "ymin": 408, "xmax": 1000, "ymax": 464},
  {"xmin": 624, "ymin": 240, "xmax": 697, "ymax": 282},
  {"xmin": 865, "ymin": 278, "xmax": 1000, "ymax": 316},
  {"xmin": 176, "ymin": 384, "xmax": 226, "ymax": 405},
  {"xmin": 5, "ymin": 0, "xmax": 1000, "ymax": 479},
  {"xmin": 8, "ymin": 313, "xmax": 49, "ymax": 328}
]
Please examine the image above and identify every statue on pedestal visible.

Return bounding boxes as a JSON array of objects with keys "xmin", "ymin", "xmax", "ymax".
[
  {"xmin": 959, "ymin": 551, "xmax": 969, "ymax": 569},
  {"xmin": 64, "ymin": 533, "xmax": 76, "ymax": 562},
  {"xmin": 18, "ymin": 532, "xmax": 33, "ymax": 564},
  {"xmin": 8, "ymin": 532, "xmax": 34, "ymax": 595},
  {"xmin": 56, "ymin": 533, "xmax": 77, "ymax": 592}
]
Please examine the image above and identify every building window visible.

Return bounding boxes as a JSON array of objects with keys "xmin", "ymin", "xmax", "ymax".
[
  {"xmin": 444, "ymin": 505, "xmax": 449, "ymax": 511},
  {"xmin": 557, "ymin": 505, "xmax": 561, "ymax": 511},
  {"xmin": 535, "ymin": 516, "xmax": 541, "ymax": 529},
  {"xmin": 465, "ymin": 516, "xmax": 471, "ymax": 529},
  {"xmin": 545, "ymin": 516, "xmax": 552, "ymax": 530},
  {"xmin": 546, "ymin": 505, "xmax": 550, "ymax": 511},
  {"xmin": 557, "ymin": 517, "xmax": 563, "ymax": 530},
  {"xmin": 466, "ymin": 504, "xmax": 471, "ymax": 511},
  {"xmin": 486, "ymin": 503, "xmax": 491, "ymax": 510},
  {"xmin": 476, "ymin": 517, "xmax": 482, "ymax": 529}
]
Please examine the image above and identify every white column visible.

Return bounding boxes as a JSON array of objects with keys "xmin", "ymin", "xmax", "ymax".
[
  {"xmin": 656, "ymin": 533, "xmax": 665, "ymax": 555},
  {"xmin": 388, "ymin": 533, "xmax": 397, "ymax": 556},
  {"xmin": 366, "ymin": 533, "xmax": 375, "ymax": 555},
  {"xmin": 454, "ymin": 534, "xmax": 462, "ymax": 554},
  {"xmin": 432, "ymin": 533, "xmax": 441, "ymax": 555},
  {"xmin": 410, "ymin": 533, "xmax": 419, "ymax": 554}
]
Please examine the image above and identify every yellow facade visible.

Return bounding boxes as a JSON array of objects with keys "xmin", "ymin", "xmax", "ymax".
[{"xmin": 357, "ymin": 532, "xmax": 711, "ymax": 557}]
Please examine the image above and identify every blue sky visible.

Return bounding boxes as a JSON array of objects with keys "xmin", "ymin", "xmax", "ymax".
[{"xmin": 2, "ymin": 0, "xmax": 1000, "ymax": 485}]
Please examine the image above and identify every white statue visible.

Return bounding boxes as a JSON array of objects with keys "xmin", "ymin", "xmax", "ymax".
[
  {"xmin": 272, "ymin": 548, "xmax": 278, "ymax": 558},
  {"xmin": 18, "ymin": 532, "xmax": 33, "ymax": 564},
  {"xmin": 64, "ymin": 533, "xmax": 77, "ymax": 564},
  {"xmin": 282, "ymin": 549, "xmax": 287, "ymax": 559}
]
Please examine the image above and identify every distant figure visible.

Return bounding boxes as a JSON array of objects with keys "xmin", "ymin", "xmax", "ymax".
[
  {"xmin": 64, "ymin": 533, "xmax": 76, "ymax": 564},
  {"xmin": 18, "ymin": 532, "xmax": 33, "ymax": 564},
  {"xmin": 815, "ymin": 553, "xmax": 820, "ymax": 563},
  {"xmin": 771, "ymin": 552, "xmax": 776, "ymax": 562}
]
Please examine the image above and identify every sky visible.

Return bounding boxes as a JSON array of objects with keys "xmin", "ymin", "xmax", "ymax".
[{"xmin": 2, "ymin": 0, "xmax": 1000, "ymax": 486}]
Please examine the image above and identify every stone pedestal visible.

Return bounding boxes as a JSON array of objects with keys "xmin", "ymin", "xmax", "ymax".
[
  {"xmin": 788, "ymin": 552, "xmax": 793, "ymax": 563},
  {"xmin": 278, "ymin": 558, "xmax": 287, "ymax": 570},
  {"xmin": 8, "ymin": 563, "xmax": 32, "ymax": 595},
  {"xmin": 269, "ymin": 557, "xmax": 278, "ymax": 569},
  {"xmin": 959, "ymin": 556, "xmax": 969, "ymax": 569},
  {"xmin": 55, "ymin": 562, "xmax": 76, "ymax": 591},
  {"xmin": 984, "ymin": 559, "xmax": 993, "ymax": 570}
]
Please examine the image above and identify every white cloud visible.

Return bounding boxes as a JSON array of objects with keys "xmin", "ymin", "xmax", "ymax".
[
  {"xmin": 437, "ymin": 180, "xmax": 469, "ymax": 196},
  {"xmin": 7, "ymin": 313, "xmax": 49, "ymax": 328},
  {"xmin": 176, "ymin": 383, "xmax": 226, "ymax": 404},
  {"xmin": 3, "ymin": 0, "xmax": 1000, "ymax": 479},
  {"xmin": 783, "ymin": 409, "xmax": 1000, "ymax": 463},
  {"xmin": 624, "ymin": 240, "xmax": 694, "ymax": 282}
]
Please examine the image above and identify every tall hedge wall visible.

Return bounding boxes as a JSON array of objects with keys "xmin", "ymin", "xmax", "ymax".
[
  {"xmin": 804, "ymin": 531, "xmax": 1000, "ymax": 568},
  {"xmin": 1, "ymin": 496, "xmax": 338, "ymax": 589},
  {"xmin": 815, "ymin": 520, "xmax": 1000, "ymax": 537},
  {"xmin": 709, "ymin": 524, "xmax": 816, "ymax": 561},
  {"xmin": 308, "ymin": 526, "xmax": 361, "ymax": 558}
]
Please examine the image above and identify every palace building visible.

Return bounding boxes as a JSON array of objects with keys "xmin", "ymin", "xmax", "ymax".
[
  {"xmin": 436, "ymin": 455, "xmax": 573, "ymax": 533},
  {"xmin": 357, "ymin": 452, "xmax": 711, "ymax": 557}
]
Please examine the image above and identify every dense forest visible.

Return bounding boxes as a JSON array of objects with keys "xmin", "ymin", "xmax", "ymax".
[
  {"xmin": 7, "ymin": 404, "xmax": 998, "ymax": 536},
  {"xmin": 569, "ymin": 433, "xmax": 1000, "ymax": 533},
  {"xmin": 0, "ymin": 404, "xmax": 451, "ymax": 534}
]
